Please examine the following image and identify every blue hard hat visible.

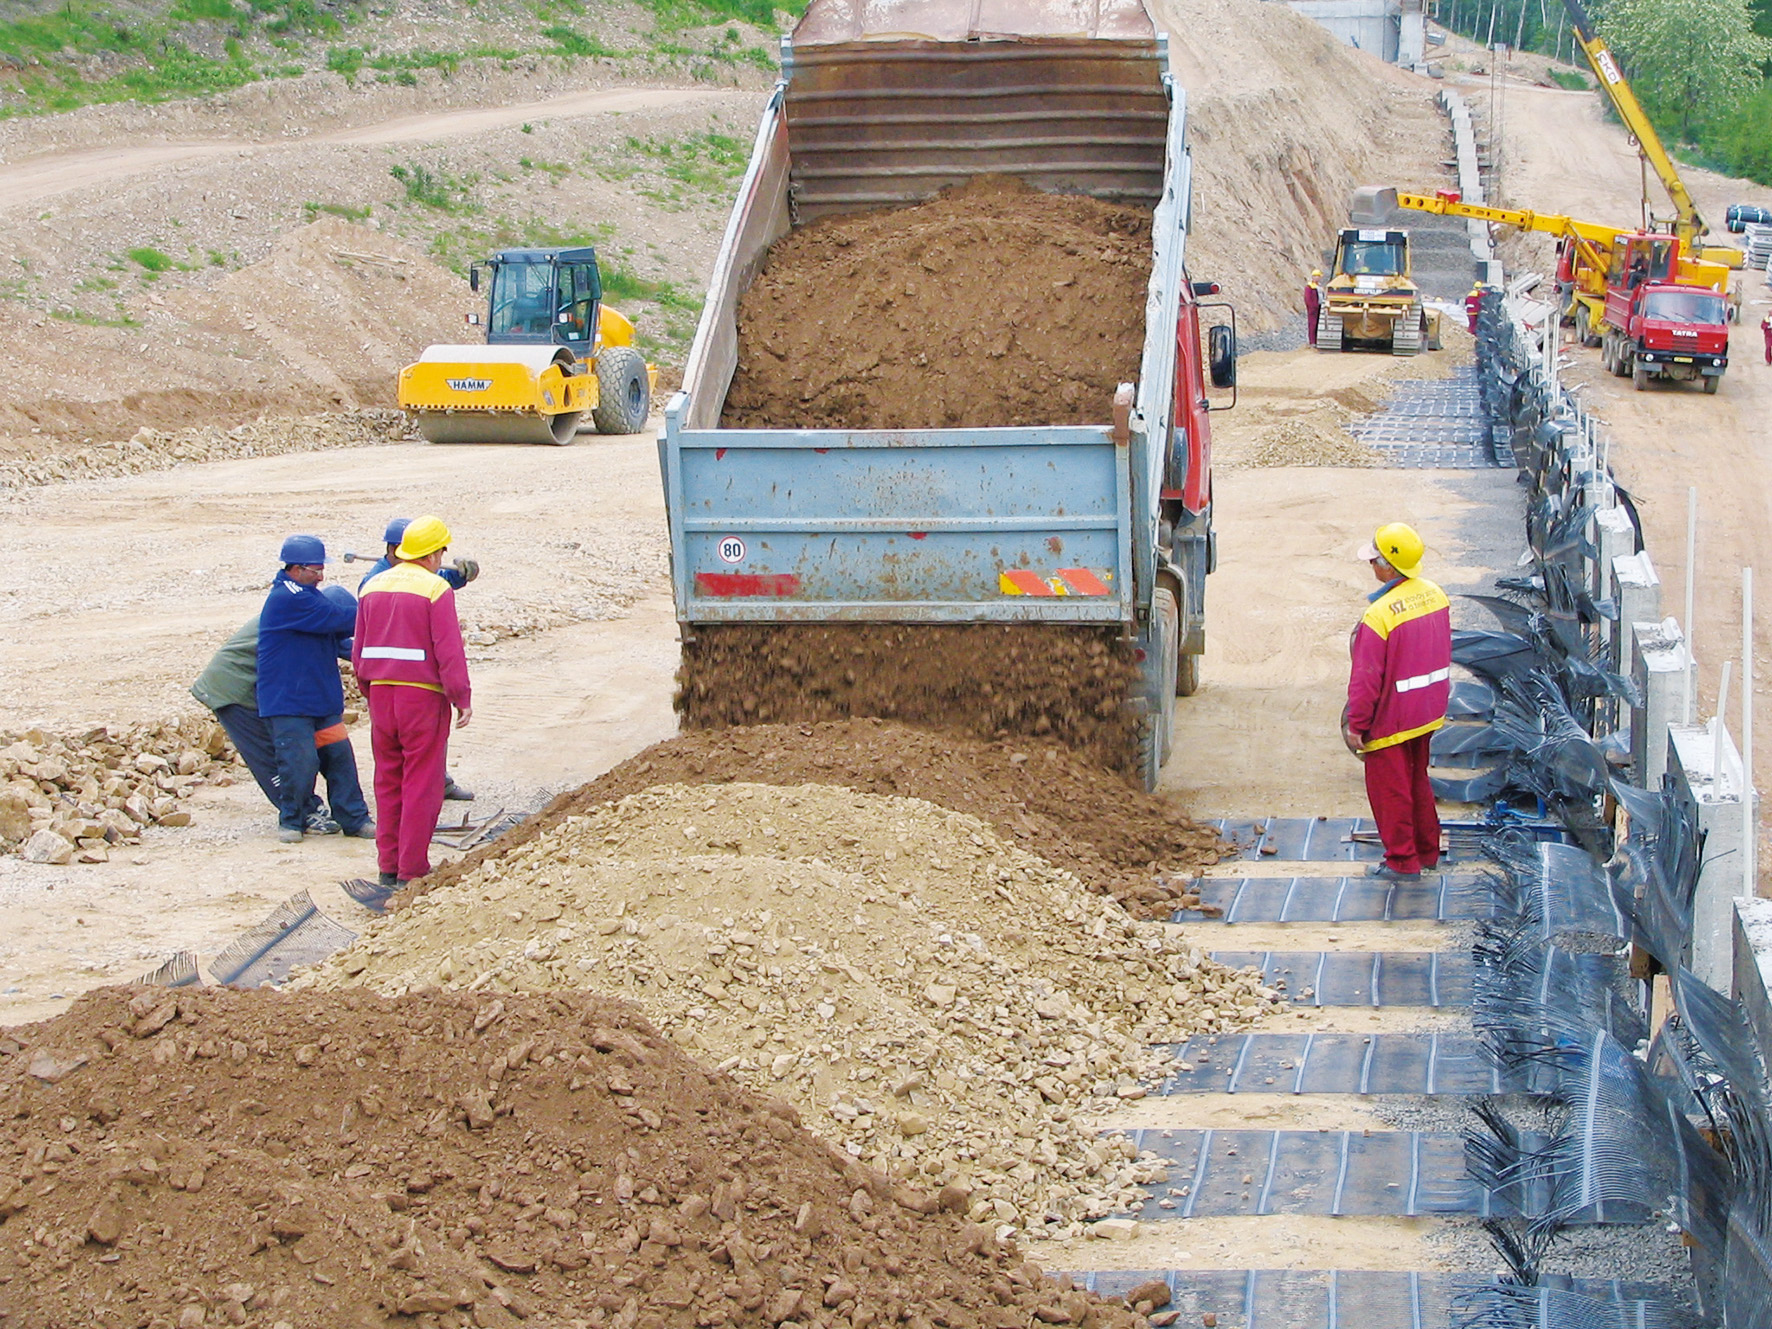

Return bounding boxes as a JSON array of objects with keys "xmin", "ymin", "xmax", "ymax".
[
  {"xmin": 382, "ymin": 517, "xmax": 412, "ymax": 546},
  {"xmin": 279, "ymin": 534, "xmax": 326, "ymax": 565},
  {"xmin": 319, "ymin": 583, "xmax": 357, "ymax": 610}
]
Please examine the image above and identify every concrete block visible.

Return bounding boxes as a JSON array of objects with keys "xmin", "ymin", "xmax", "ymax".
[
  {"xmin": 1629, "ymin": 619, "xmax": 1689, "ymax": 790},
  {"xmin": 1612, "ymin": 552, "xmax": 1661, "ymax": 674},
  {"xmin": 1670, "ymin": 722, "xmax": 1756, "ymax": 992},
  {"xmin": 1592, "ymin": 507, "xmax": 1633, "ymax": 618},
  {"xmin": 1732, "ymin": 898, "xmax": 1772, "ymax": 1077}
]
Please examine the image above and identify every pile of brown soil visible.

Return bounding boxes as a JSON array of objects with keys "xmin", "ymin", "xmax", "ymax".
[
  {"xmin": 720, "ymin": 176, "xmax": 1152, "ymax": 430},
  {"xmin": 418, "ymin": 719, "xmax": 1227, "ymax": 917},
  {"xmin": 0, "ymin": 987, "xmax": 1155, "ymax": 1329},
  {"xmin": 676, "ymin": 624, "xmax": 1142, "ymax": 778}
]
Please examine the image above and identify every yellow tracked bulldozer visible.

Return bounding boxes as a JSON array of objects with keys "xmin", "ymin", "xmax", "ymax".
[
  {"xmin": 1316, "ymin": 225, "xmax": 1439, "ymax": 355},
  {"xmin": 399, "ymin": 247, "xmax": 657, "ymax": 444}
]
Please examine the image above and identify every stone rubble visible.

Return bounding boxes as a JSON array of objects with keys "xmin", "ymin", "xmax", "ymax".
[
  {"xmin": 299, "ymin": 782, "xmax": 1281, "ymax": 1240},
  {"xmin": 0, "ymin": 721, "xmax": 233, "ymax": 862}
]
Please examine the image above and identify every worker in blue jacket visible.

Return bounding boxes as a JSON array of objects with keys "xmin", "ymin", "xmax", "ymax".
[
  {"xmin": 361, "ymin": 516, "xmax": 481, "ymax": 802},
  {"xmin": 258, "ymin": 535, "xmax": 374, "ymax": 845}
]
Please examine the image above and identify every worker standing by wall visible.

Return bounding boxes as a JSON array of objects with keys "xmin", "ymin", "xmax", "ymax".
[
  {"xmin": 1304, "ymin": 269, "xmax": 1322, "ymax": 346},
  {"xmin": 360, "ymin": 516, "xmax": 480, "ymax": 802},
  {"xmin": 1340, "ymin": 523, "xmax": 1451, "ymax": 883},
  {"xmin": 353, "ymin": 515, "xmax": 473, "ymax": 888},
  {"xmin": 257, "ymin": 536, "xmax": 374, "ymax": 844}
]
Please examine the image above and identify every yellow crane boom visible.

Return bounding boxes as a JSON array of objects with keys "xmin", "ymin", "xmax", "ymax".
[
  {"xmin": 1386, "ymin": 188, "xmax": 1733, "ymax": 295},
  {"xmin": 1561, "ymin": 0, "xmax": 1702, "ymax": 243}
]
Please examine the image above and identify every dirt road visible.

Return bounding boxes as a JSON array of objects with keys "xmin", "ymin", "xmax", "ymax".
[{"xmin": 0, "ymin": 86, "xmax": 731, "ymax": 211}]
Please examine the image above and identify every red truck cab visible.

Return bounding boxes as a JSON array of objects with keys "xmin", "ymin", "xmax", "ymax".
[{"xmin": 1599, "ymin": 235, "xmax": 1730, "ymax": 392}]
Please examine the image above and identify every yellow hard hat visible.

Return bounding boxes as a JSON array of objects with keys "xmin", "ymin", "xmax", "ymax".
[
  {"xmin": 1310, "ymin": 269, "xmax": 1323, "ymax": 279},
  {"xmin": 1359, "ymin": 522, "xmax": 1425, "ymax": 577},
  {"xmin": 395, "ymin": 514, "xmax": 452, "ymax": 560}
]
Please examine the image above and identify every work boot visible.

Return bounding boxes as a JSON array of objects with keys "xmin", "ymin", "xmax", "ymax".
[
  {"xmin": 378, "ymin": 871, "xmax": 399, "ymax": 889},
  {"xmin": 443, "ymin": 776, "xmax": 475, "ymax": 801},
  {"xmin": 305, "ymin": 811, "xmax": 342, "ymax": 836},
  {"xmin": 345, "ymin": 820, "xmax": 376, "ymax": 840},
  {"xmin": 1366, "ymin": 862, "xmax": 1422, "ymax": 883},
  {"xmin": 277, "ymin": 826, "xmax": 304, "ymax": 844}
]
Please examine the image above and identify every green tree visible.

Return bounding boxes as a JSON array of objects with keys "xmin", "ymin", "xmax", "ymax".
[{"xmin": 1598, "ymin": 0, "xmax": 1772, "ymax": 139}]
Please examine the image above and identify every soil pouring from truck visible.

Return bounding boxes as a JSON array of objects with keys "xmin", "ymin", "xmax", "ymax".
[{"xmin": 659, "ymin": 0, "xmax": 1233, "ymax": 791}]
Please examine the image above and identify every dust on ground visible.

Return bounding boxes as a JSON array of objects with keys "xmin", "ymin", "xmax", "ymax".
[
  {"xmin": 0, "ymin": 985, "xmax": 1155, "ymax": 1329},
  {"xmin": 720, "ymin": 176, "xmax": 1153, "ymax": 430},
  {"xmin": 418, "ymin": 720, "xmax": 1228, "ymax": 919},
  {"xmin": 677, "ymin": 625, "xmax": 1144, "ymax": 781},
  {"xmin": 301, "ymin": 781, "xmax": 1279, "ymax": 1239}
]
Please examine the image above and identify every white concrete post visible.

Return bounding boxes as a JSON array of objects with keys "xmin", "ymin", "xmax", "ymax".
[
  {"xmin": 1613, "ymin": 553, "xmax": 1661, "ymax": 674},
  {"xmin": 1631, "ymin": 619, "xmax": 1690, "ymax": 791},
  {"xmin": 1671, "ymin": 723, "xmax": 1756, "ymax": 992}
]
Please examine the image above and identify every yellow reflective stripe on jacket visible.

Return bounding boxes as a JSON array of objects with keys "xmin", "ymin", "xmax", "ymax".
[
  {"xmin": 360, "ymin": 561, "xmax": 449, "ymax": 603},
  {"xmin": 1360, "ymin": 577, "xmax": 1450, "ymax": 640}
]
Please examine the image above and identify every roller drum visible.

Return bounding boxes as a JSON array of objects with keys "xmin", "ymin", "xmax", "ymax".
[{"xmin": 415, "ymin": 410, "xmax": 583, "ymax": 446}]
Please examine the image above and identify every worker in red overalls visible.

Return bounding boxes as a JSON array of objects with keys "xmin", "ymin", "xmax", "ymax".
[
  {"xmin": 1761, "ymin": 309, "xmax": 1771, "ymax": 365},
  {"xmin": 1342, "ymin": 523, "xmax": 1452, "ymax": 884},
  {"xmin": 1465, "ymin": 284, "xmax": 1485, "ymax": 335},
  {"xmin": 1304, "ymin": 269, "xmax": 1322, "ymax": 346}
]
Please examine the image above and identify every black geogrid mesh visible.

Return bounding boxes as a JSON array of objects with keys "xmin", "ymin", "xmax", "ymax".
[
  {"xmin": 1463, "ymin": 1029, "xmax": 1732, "ymax": 1250},
  {"xmin": 1122, "ymin": 1128, "xmax": 1483, "ymax": 1218},
  {"xmin": 1471, "ymin": 927, "xmax": 1647, "ymax": 1051},
  {"xmin": 1071, "ymin": 1270, "xmax": 1682, "ymax": 1329},
  {"xmin": 1210, "ymin": 950, "xmax": 1471, "ymax": 1007},
  {"xmin": 1449, "ymin": 1284, "xmax": 1702, "ymax": 1329},
  {"xmin": 1447, "ymin": 289, "xmax": 1713, "ymax": 1328},
  {"xmin": 210, "ymin": 889, "xmax": 358, "ymax": 989},
  {"xmin": 1476, "ymin": 833, "xmax": 1630, "ymax": 949},
  {"xmin": 1171, "ymin": 874, "xmax": 1489, "ymax": 924},
  {"xmin": 1155, "ymin": 1032, "xmax": 1537, "ymax": 1096}
]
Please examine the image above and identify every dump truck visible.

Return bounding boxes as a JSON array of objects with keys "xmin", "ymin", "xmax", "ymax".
[
  {"xmin": 1316, "ymin": 225, "xmax": 1437, "ymax": 355},
  {"xmin": 398, "ymin": 247, "xmax": 656, "ymax": 444},
  {"xmin": 658, "ymin": 0, "xmax": 1234, "ymax": 791}
]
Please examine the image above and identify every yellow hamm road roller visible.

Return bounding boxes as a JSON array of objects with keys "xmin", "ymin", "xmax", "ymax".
[{"xmin": 398, "ymin": 246, "xmax": 657, "ymax": 444}]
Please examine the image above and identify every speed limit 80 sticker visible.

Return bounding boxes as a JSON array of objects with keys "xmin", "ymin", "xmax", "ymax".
[{"xmin": 717, "ymin": 536, "xmax": 746, "ymax": 564}]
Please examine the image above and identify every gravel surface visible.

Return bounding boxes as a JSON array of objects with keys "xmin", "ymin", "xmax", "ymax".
[{"xmin": 301, "ymin": 780, "xmax": 1281, "ymax": 1239}]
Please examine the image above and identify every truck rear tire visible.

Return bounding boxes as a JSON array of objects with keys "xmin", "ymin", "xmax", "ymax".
[
  {"xmin": 592, "ymin": 346, "xmax": 650, "ymax": 435},
  {"xmin": 1177, "ymin": 650, "xmax": 1202, "ymax": 697},
  {"xmin": 1137, "ymin": 588, "xmax": 1180, "ymax": 788}
]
